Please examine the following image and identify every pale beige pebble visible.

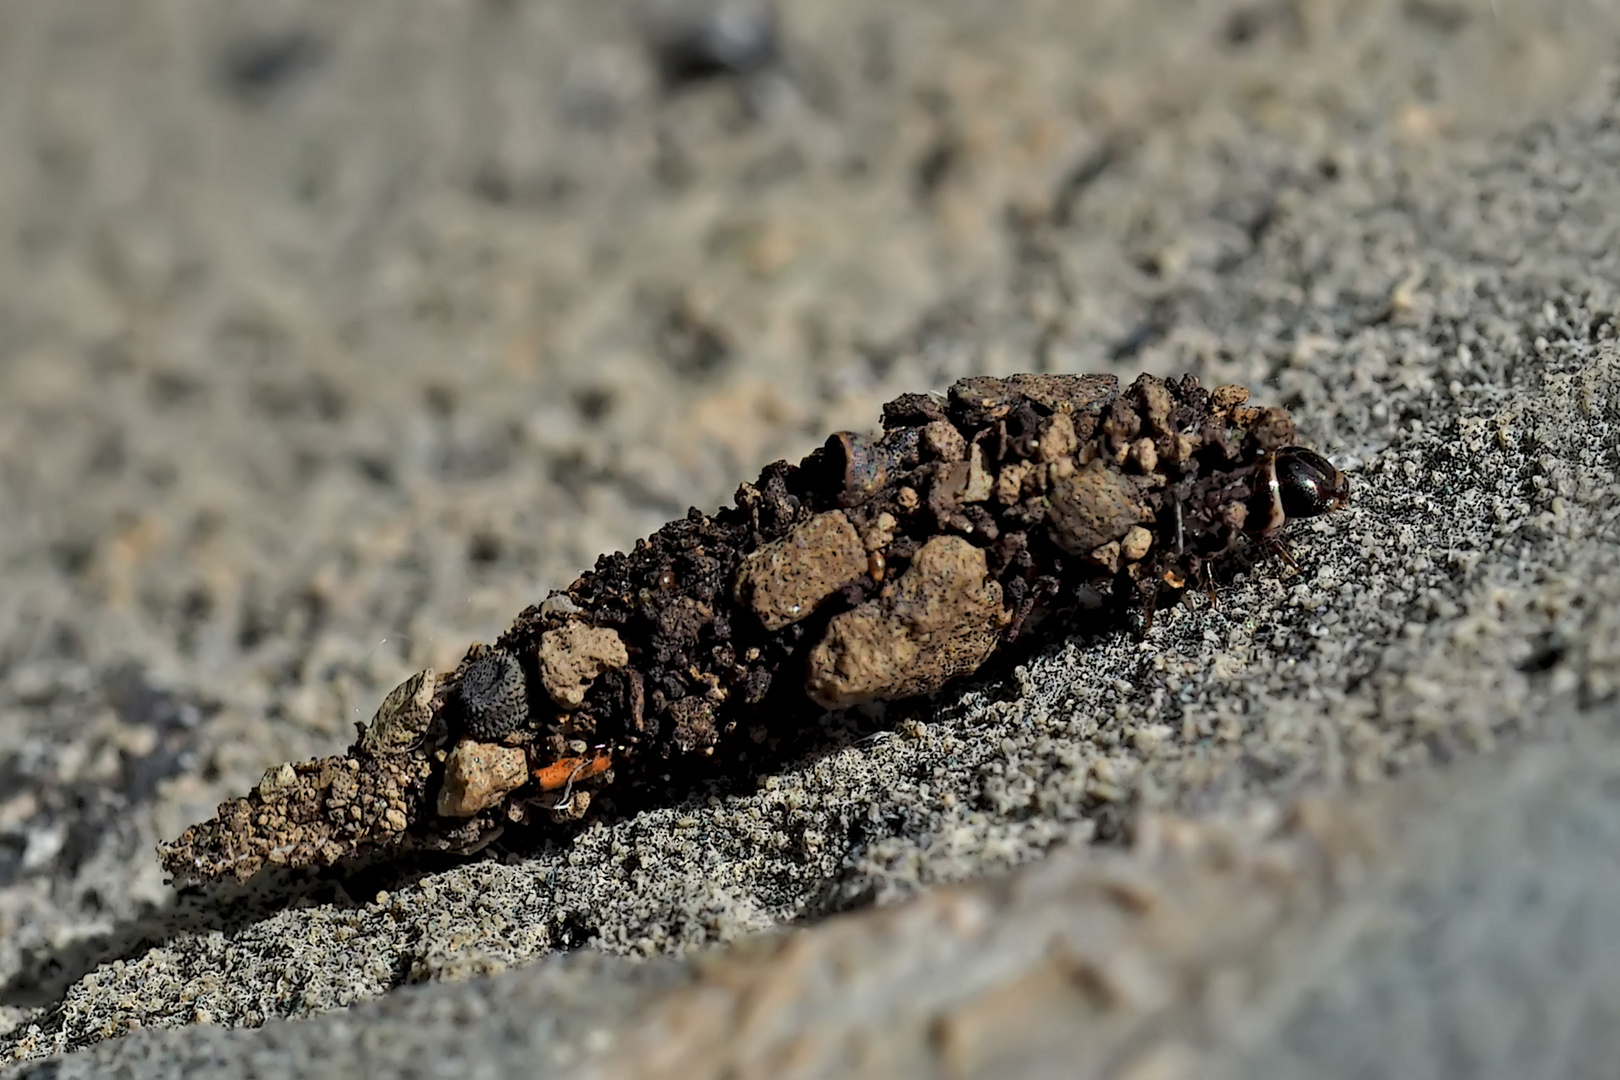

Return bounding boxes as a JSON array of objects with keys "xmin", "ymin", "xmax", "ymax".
[
  {"xmin": 860, "ymin": 511, "xmax": 898, "ymax": 553},
  {"xmin": 1046, "ymin": 460, "xmax": 1149, "ymax": 555},
  {"xmin": 1163, "ymin": 432, "xmax": 1200, "ymax": 465},
  {"xmin": 1130, "ymin": 437, "xmax": 1159, "ymax": 475},
  {"xmin": 1036, "ymin": 411, "xmax": 1077, "ymax": 463},
  {"xmin": 539, "ymin": 622, "xmax": 630, "ymax": 709},
  {"xmin": 436, "ymin": 741, "xmax": 529, "ymax": 818},
  {"xmin": 1090, "ymin": 540, "xmax": 1122, "ymax": 573},
  {"xmin": 358, "ymin": 668, "xmax": 436, "ymax": 755},
  {"xmin": 995, "ymin": 460, "xmax": 1034, "ymax": 505},
  {"xmin": 805, "ymin": 535, "xmax": 1009, "ymax": 707},
  {"xmin": 920, "ymin": 419, "xmax": 967, "ymax": 462},
  {"xmin": 1211, "ymin": 383, "xmax": 1251, "ymax": 412},
  {"xmin": 1137, "ymin": 375, "xmax": 1175, "ymax": 434},
  {"xmin": 733, "ymin": 510, "xmax": 869, "ymax": 632},
  {"xmin": 1122, "ymin": 525, "xmax": 1153, "ymax": 562},
  {"xmin": 961, "ymin": 443, "xmax": 995, "ymax": 503},
  {"xmin": 897, "ymin": 486, "xmax": 920, "ymax": 513}
]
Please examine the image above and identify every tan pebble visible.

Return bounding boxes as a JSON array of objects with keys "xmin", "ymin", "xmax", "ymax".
[
  {"xmin": 860, "ymin": 511, "xmax": 898, "ymax": 552},
  {"xmin": 1046, "ymin": 461, "xmax": 1149, "ymax": 555},
  {"xmin": 1164, "ymin": 432, "xmax": 1199, "ymax": 464},
  {"xmin": 1036, "ymin": 412, "xmax": 1077, "ymax": 463},
  {"xmin": 733, "ymin": 510, "xmax": 868, "ymax": 632},
  {"xmin": 539, "ymin": 622, "xmax": 629, "ymax": 709},
  {"xmin": 920, "ymin": 420, "xmax": 967, "ymax": 462},
  {"xmin": 1211, "ymin": 383, "xmax": 1250, "ymax": 412},
  {"xmin": 1137, "ymin": 375, "xmax": 1174, "ymax": 433},
  {"xmin": 897, "ymin": 486, "xmax": 920, "ymax": 512},
  {"xmin": 806, "ymin": 536, "xmax": 1008, "ymax": 707},
  {"xmin": 1121, "ymin": 525, "xmax": 1153, "ymax": 561},
  {"xmin": 995, "ymin": 461, "xmax": 1032, "ymax": 505},
  {"xmin": 1230, "ymin": 405, "xmax": 1262, "ymax": 427},
  {"xmin": 436, "ymin": 741, "xmax": 529, "ymax": 817},
  {"xmin": 1248, "ymin": 405, "xmax": 1298, "ymax": 450},
  {"xmin": 1129, "ymin": 437, "xmax": 1158, "ymax": 474},
  {"xmin": 1090, "ymin": 540, "xmax": 1122, "ymax": 573},
  {"xmin": 383, "ymin": 807, "xmax": 408, "ymax": 832}
]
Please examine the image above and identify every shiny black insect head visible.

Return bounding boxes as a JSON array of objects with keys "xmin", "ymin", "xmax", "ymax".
[
  {"xmin": 1249, "ymin": 446, "xmax": 1350, "ymax": 535},
  {"xmin": 459, "ymin": 648, "xmax": 528, "ymax": 741},
  {"xmin": 1275, "ymin": 447, "xmax": 1350, "ymax": 519}
]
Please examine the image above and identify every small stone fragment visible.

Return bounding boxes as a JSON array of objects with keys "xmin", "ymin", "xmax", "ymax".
[
  {"xmin": 1090, "ymin": 540, "xmax": 1122, "ymax": 573},
  {"xmin": 824, "ymin": 431, "xmax": 893, "ymax": 506},
  {"xmin": 1136, "ymin": 374, "xmax": 1175, "ymax": 434},
  {"xmin": 1121, "ymin": 525, "xmax": 1153, "ymax": 562},
  {"xmin": 1163, "ymin": 432, "xmax": 1199, "ymax": 465},
  {"xmin": 539, "ymin": 622, "xmax": 630, "ymax": 709},
  {"xmin": 996, "ymin": 461, "xmax": 1034, "ymax": 505},
  {"xmin": 1129, "ymin": 437, "xmax": 1158, "ymax": 475},
  {"xmin": 1248, "ymin": 406, "xmax": 1298, "ymax": 450},
  {"xmin": 1036, "ymin": 412, "xmax": 1078, "ymax": 463},
  {"xmin": 459, "ymin": 649, "xmax": 528, "ymax": 740},
  {"xmin": 921, "ymin": 420, "xmax": 968, "ymax": 462},
  {"xmin": 437, "ymin": 740, "xmax": 529, "ymax": 818},
  {"xmin": 733, "ymin": 510, "xmax": 869, "ymax": 631},
  {"xmin": 961, "ymin": 444, "xmax": 994, "ymax": 503},
  {"xmin": 860, "ymin": 511, "xmax": 898, "ymax": 552},
  {"xmin": 1046, "ymin": 460, "xmax": 1150, "ymax": 555},
  {"xmin": 539, "ymin": 592, "xmax": 581, "ymax": 616},
  {"xmin": 1211, "ymin": 383, "xmax": 1250, "ymax": 412},
  {"xmin": 806, "ymin": 535, "xmax": 1009, "ymax": 707},
  {"xmin": 359, "ymin": 668, "xmax": 437, "ymax": 755}
]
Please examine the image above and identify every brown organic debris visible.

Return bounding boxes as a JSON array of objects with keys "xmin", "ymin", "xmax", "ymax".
[{"xmin": 160, "ymin": 373, "xmax": 1349, "ymax": 883}]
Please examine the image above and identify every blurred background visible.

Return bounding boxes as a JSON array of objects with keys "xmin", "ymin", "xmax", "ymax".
[{"xmin": 1, "ymin": 0, "xmax": 1616, "ymax": 1055}]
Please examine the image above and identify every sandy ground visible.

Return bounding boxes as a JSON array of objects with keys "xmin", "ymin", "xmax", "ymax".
[{"xmin": 0, "ymin": 0, "xmax": 1617, "ymax": 1075}]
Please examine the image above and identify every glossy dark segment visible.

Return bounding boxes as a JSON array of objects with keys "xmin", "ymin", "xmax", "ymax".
[{"xmin": 1273, "ymin": 447, "xmax": 1351, "ymax": 520}]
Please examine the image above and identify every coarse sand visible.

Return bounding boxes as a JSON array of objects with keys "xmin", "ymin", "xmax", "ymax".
[{"xmin": 1, "ymin": 1, "xmax": 1617, "ymax": 1075}]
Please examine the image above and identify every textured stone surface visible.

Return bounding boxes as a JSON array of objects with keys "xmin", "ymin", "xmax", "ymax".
[
  {"xmin": 1, "ymin": 0, "xmax": 1618, "ymax": 1075},
  {"xmin": 734, "ymin": 510, "xmax": 868, "ymax": 632}
]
